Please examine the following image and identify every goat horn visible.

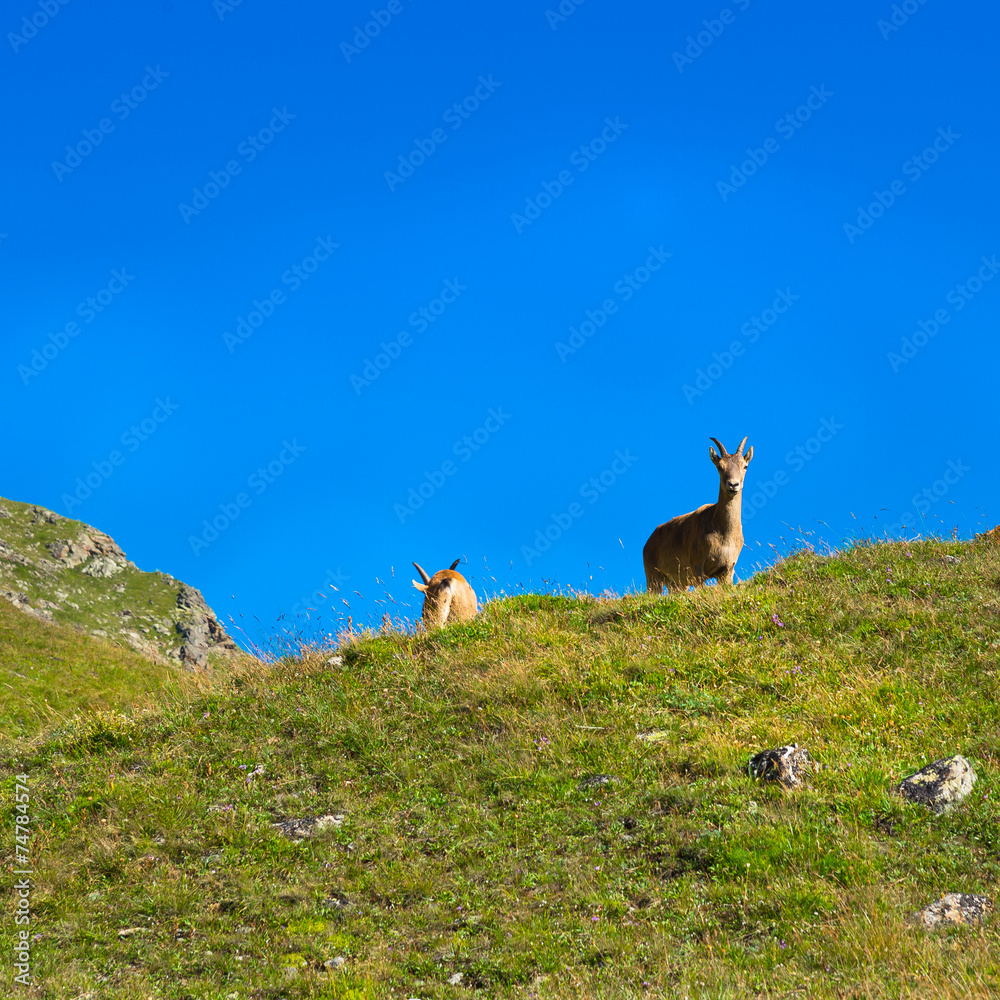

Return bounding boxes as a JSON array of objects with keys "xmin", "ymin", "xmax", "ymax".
[
  {"xmin": 412, "ymin": 562, "xmax": 431, "ymax": 584},
  {"xmin": 709, "ymin": 437, "xmax": 728, "ymax": 456},
  {"xmin": 736, "ymin": 436, "xmax": 748, "ymax": 455},
  {"xmin": 449, "ymin": 559, "xmax": 461, "ymax": 570}
]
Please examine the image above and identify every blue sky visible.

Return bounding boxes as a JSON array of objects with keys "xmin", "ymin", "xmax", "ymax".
[{"xmin": 3, "ymin": 0, "xmax": 997, "ymax": 651}]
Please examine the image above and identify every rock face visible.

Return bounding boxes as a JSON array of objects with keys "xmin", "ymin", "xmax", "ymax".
[
  {"xmin": 912, "ymin": 893, "xmax": 993, "ymax": 930},
  {"xmin": 175, "ymin": 584, "xmax": 240, "ymax": 667},
  {"xmin": 748, "ymin": 745, "xmax": 817, "ymax": 789},
  {"xmin": 895, "ymin": 755, "xmax": 976, "ymax": 814},
  {"xmin": 0, "ymin": 496, "xmax": 241, "ymax": 669}
]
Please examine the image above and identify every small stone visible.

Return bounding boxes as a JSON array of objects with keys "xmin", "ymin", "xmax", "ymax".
[
  {"xmin": 325, "ymin": 956, "xmax": 346, "ymax": 970},
  {"xmin": 942, "ymin": 555, "xmax": 961, "ymax": 565},
  {"xmin": 748, "ymin": 744, "xmax": 817, "ymax": 789},
  {"xmin": 327, "ymin": 655, "xmax": 344, "ymax": 667},
  {"xmin": 578, "ymin": 774, "xmax": 616, "ymax": 790},
  {"xmin": 448, "ymin": 972, "xmax": 463, "ymax": 986},
  {"xmin": 636, "ymin": 730, "xmax": 670, "ymax": 744},
  {"xmin": 81, "ymin": 556, "xmax": 125, "ymax": 578},
  {"xmin": 912, "ymin": 893, "xmax": 993, "ymax": 929},
  {"xmin": 272, "ymin": 814, "xmax": 344, "ymax": 840},
  {"xmin": 314, "ymin": 813, "xmax": 346, "ymax": 832},
  {"xmin": 895, "ymin": 755, "xmax": 976, "ymax": 814}
]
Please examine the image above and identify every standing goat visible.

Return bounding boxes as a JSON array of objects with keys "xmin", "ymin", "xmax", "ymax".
[
  {"xmin": 642, "ymin": 436, "xmax": 754, "ymax": 594},
  {"xmin": 412, "ymin": 558, "xmax": 479, "ymax": 628}
]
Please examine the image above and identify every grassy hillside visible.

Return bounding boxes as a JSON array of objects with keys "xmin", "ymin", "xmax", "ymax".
[
  {"xmin": 0, "ymin": 495, "xmax": 240, "ymax": 667},
  {"xmin": 0, "ymin": 600, "xmax": 218, "ymax": 739},
  {"xmin": 3, "ymin": 536, "xmax": 1000, "ymax": 998}
]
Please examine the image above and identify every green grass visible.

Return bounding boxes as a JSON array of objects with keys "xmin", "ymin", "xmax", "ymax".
[
  {"xmin": 3, "ymin": 536, "xmax": 1000, "ymax": 998},
  {"xmin": 0, "ymin": 600, "xmax": 216, "ymax": 739}
]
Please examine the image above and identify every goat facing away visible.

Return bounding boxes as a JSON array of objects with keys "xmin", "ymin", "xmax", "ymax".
[
  {"xmin": 412, "ymin": 559, "xmax": 479, "ymax": 628},
  {"xmin": 642, "ymin": 436, "xmax": 754, "ymax": 594}
]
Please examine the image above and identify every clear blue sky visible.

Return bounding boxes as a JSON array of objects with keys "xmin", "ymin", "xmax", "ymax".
[{"xmin": 3, "ymin": 0, "xmax": 997, "ymax": 652}]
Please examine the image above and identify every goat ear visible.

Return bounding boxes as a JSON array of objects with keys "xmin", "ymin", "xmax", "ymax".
[
  {"xmin": 709, "ymin": 446, "xmax": 721, "ymax": 465},
  {"xmin": 744, "ymin": 445, "xmax": 754, "ymax": 464},
  {"xmin": 412, "ymin": 580, "xmax": 427, "ymax": 592}
]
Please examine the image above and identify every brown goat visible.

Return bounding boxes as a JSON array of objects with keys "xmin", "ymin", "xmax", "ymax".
[
  {"xmin": 412, "ymin": 559, "xmax": 479, "ymax": 628},
  {"xmin": 643, "ymin": 436, "xmax": 754, "ymax": 594}
]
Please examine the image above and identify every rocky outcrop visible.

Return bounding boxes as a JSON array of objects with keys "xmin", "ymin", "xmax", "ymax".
[
  {"xmin": 175, "ymin": 584, "xmax": 240, "ymax": 667},
  {"xmin": 912, "ymin": 893, "xmax": 993, "ymax": 930},
  {"xmin": 748, "ymin": 745, "xmax": 818, "ymax": 789},
  {"xmin": 895, "ymin": 755, "xmax": 976, "ymax": 814},
  {"xmin": 0, "ymin": 495, "xmax": 242, "ymax": 669},
  {"xmin": 47, "ymin": 527, "xmax": 132, "ymax": 572}
]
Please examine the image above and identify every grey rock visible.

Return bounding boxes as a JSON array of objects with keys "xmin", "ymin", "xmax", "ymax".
[
  {"xmin": 272, "ymin": 814, "xmax": 345, "ymax": 840},
  {"xmin": 748, "ymin": 744, "xmax": 817, "ymax": 789},
  {"xmin": 912, "ymin": 893, "xmax": 993, "ymax": 929},
  {"xmin": 81, "ymin": 556, "xmax": 125, "ymax": 578},
  {"xmin": 578, "ymin": 774, "xmax": 616, "ymax": 790},
  {"xmin": 895, "ymin": 755, "xmax": 976, "ymax": 814},
  {"xmin": 177, "ymin": 583, "xmax": 210, "ymax": 612},
  {"xmin": 636, "ymin": 730, "xmax": 670, "ymax": 744},
  {"xmin": 30, "ymin": 507, "xmax": 62, "ymax": 524},
  {"xmin": 176, "ymin": 584, "xmax": 240, "ymax": 668},
  {"xmin": 0, "ymin": 540, "xmax": 30, "ymax": 565},
  {"xmin": 0, "ymin": 590, "xmax": 53, "ymax": 621}
]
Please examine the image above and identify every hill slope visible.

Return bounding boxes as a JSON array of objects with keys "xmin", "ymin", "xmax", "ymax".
[
  {"xmin": 0, "ymin": 495, "xmax": 240, "ymax": 668},
  {"xmin": 2, "ymin": 536, "xmax": 1000, "ymax": 999}
]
